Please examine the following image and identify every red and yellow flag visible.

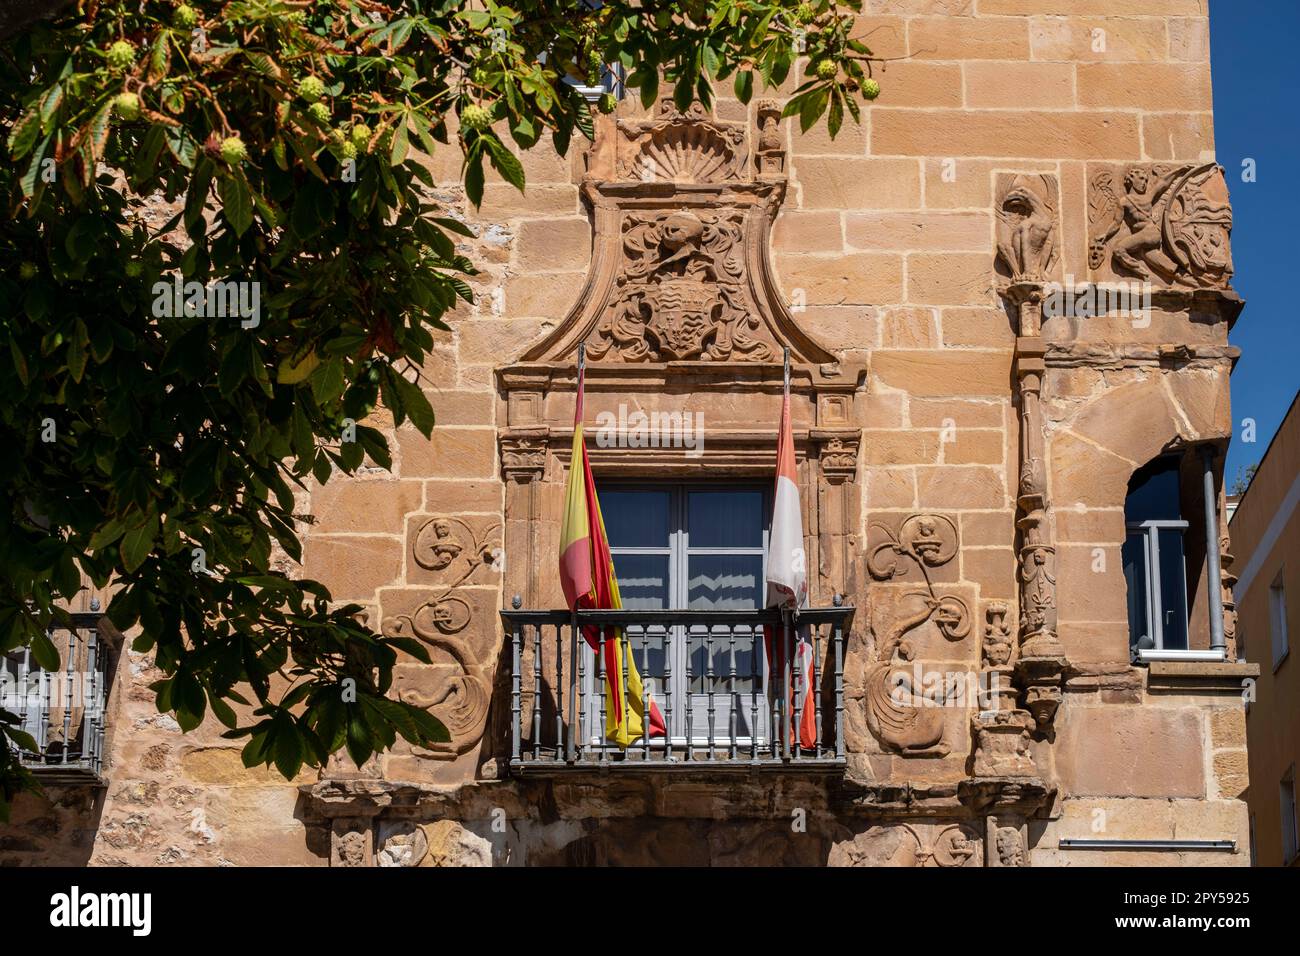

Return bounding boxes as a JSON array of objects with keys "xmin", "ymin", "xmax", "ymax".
[{"xmin": 559, "ymin": 360, "xmax": 666, "ymax": 747}]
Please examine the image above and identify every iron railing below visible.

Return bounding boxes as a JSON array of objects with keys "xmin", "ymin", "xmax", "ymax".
[
  {"xmin": 500, "ymin": 606, "xmax": 853, "ymax": 773},
  {"xmin": 2, "ymin": 613, "xmax": 109, "ymax": 781}
]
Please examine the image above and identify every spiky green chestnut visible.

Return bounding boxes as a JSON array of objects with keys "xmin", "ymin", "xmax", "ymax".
[
  {"xmin": 297, "ymin": 75, "xmax": 326, "ymax": 103},
  {"xmin": 460, "ymin": 104, "xmax": 492, "ymax": 131},
  {"xmin": 220, "ymin": 135, "xmax": 248, "ymax": 165},
  {"xmin": 107, "ymin": 40, "xmax": 136, "ymax": 72},
  {"xmin": 114, "ymin": 92, "xmax": 141, "ymax": 121}
]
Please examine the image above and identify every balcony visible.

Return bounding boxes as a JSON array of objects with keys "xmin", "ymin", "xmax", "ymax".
[
  {"xmin": 2, "ymin": 614, "xmax": 110, "ymax": 783},
  {"xmin": 500, "ymin": 605, "xmax": 853, "ymax": 773}
]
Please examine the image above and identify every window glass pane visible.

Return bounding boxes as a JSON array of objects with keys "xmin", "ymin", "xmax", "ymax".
[
  {"xmin": 1123, "ymin": 531, "xmax": 1151, "ymax": 654},
  {"xmin": 687, "ymin": 553, "xmax": 763, "ymax": 609},
  {"xmin": 1125, "ymin": 456, "xmax": 1183, "ymax": 523},
  {"xmin": 601, "ymin": 489, "xmax": 669, "ymax": 550},
  {"xmin": 611, "ymin": 553, "xmax": 669, "ymax": 609},
  {"xmin": 687, "ymin": 488, "xmax": 765, "ymax": 549},
  {"xmin": 1157, "ymin": 528, "xmax": 1189, "ymax": 651}
]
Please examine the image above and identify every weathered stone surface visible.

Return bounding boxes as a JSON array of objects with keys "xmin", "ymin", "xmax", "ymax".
[{"xmin": 1056, "ymin": 706, "xmax": 1206, "ymax": 798}]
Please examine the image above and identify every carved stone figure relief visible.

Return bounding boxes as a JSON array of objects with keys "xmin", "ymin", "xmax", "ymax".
[
  {"xmin": 830, "ymin": 822, "xmax": 983, "ymax": 867},
  {"xmin": 412, "ymin": 515, "xmax": 502, "ymax": 584},
  {"xmin": 995, "ymin": 172, "xmax": 1059, "ymax": 284},
  {"xmin": 376, "ymin": 821, "xmax": 430, "ymax": 868},
  {"xmin": 848, "ymin": 514, "xmax": 971, "ymax": 755},
  {"xmin": 330, "ymin": 819, "xmax": 373, "ymax": 867},
  {"xmin": 1088, "ymin": 162, "xmax": 1233, "ymax": 290}
]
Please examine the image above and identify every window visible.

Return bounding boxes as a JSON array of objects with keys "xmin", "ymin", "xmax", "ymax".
[
  {"xmin": 1123, "ymin": 456, "xmax": 1190, "ymax": 657},
  {"xmin": 1282, "ymin": 766, "xmax": 1298, "ymax": 865},
  {"xmin": 1270, "ymin": 568, "xmax": 1290, "ymax": 670},
  {"xmin": 594, "ymin": 483, "xmax": 770, "ymax": 743}
]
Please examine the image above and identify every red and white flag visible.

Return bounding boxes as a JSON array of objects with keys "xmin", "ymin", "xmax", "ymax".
[{"xmin": 765, "ymin": 361, "xmax": 816, "ymax": 749}]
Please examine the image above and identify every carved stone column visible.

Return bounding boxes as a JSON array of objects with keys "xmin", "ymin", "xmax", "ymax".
[
  {"xmin": 993, "ymin": 171, "xmax": 1068, "ymax": 737},
  {"xmin": 1008, "ymin": 285, "xmax": 1067, "ymax": 732}
]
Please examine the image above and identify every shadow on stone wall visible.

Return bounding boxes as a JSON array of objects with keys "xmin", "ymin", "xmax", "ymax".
[{"xmin": 0, "ymin": 783, "xmax": 105, "ymax": 866}]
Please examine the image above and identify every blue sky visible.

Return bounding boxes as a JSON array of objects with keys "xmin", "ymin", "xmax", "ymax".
[{"xmin": 1209, "ymin": 2, "xmax": 1300, "ymax": 483}]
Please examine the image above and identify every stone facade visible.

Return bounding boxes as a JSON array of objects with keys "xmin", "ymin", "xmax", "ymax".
[{"xmin": 2, "ymin": 1, "xmax": 1257, "ymax": 867}]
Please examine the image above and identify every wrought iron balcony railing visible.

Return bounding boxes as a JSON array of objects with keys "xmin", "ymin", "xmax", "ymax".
[
  {"xmin": 500, "ymin": 605, "xmax": 853, "ymax": 773},
  {"xmin": 2, "ymin": 614, "xmax": 110, "ymax": 782}
]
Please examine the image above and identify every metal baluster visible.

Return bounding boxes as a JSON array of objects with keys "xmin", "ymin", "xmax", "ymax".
[
  {"xmin": 705, "ymin": 628, "xmax": 715, "ymax": 762},
  {"xmin": 39, "ymin": 652, "xmax": 51, "ymax": 760},
  {"xmin": 750, "ymin": 628, "xmax": 759, "ymax": 765},
  {"xmin": 834, "ymin": 617, "xmax": 846, "ymax": 760},
  {"xmin": 785, "ymin": 621, "xmax": 795, "ymax": 764},
  {"xmin": 620, "ymin": 631, "xmax": 631, "ymax": 758},
  {"xmin": 510, "ymin": 622, "xmax": 522, "ymax": 765},
  {"xmin": 597, "ymin": 630, "xmax": 608, "ymax": 765},
  {"xmin": 727, "ymin": 626, "xmax": 737, "ymax": 761},
  {"xmin": 576, "ymin": 619, "xmax": 586, "ymax": 763},
  {"xmin": 555, "ymin": 620, "xmax": 564, "ymax": 757},
  {"xmin": 641, "ymin": 631, "xmax": 651, "ymax": 763},
  {"xmin": 85, "ymin": 628, "xmax": 99, "ymax": 772},
  {"xmin": 62, "ymin": 629, "xmax": 74, "ymax": 764},
  {"xmin": 663, "ymin": 625, "xmax": 672, "ymax": 763},
  {"xmin": 531, "ymin": 624, "xmax": 542, "ymax": 761},
  {"xmin": 813, "ymin": 624, "xmax": 824, "ymax": 761},
  {"xmin": 17, "ymin": 647, "xmax": 31, "ymax": 758},
  {"xmin": 782, "ymin": 617, "xmax": 792, "ymax": 761},
  {"xmin": 684, "ymin": 634, "xmax": 694, "ymax": 762},
  {"xmin": 770, "ymin": 626, "xmax": 781, "ymax": 765}
]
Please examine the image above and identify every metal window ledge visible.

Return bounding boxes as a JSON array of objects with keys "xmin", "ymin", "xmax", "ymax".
[{"xmin": 1058, "ymin": 839, "xmax": 1236, "ymax": 852}]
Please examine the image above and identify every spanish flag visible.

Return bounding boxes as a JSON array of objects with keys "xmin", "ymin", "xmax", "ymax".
[{"xmin": 559, "ymin": 357, "xmax": 666, "ymax": 747}]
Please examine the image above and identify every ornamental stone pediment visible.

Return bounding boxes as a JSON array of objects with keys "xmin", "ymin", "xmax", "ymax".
[{"xmin": 516, "ymin": 97, "xmax": 857, "ymax": 383}]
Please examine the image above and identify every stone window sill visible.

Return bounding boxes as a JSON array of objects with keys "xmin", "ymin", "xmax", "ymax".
[{"xmin": 1145, "ymin": 659, "xmax": 1260, "ymax": 694}]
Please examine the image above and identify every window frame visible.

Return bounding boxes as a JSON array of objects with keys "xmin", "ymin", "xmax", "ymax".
[
  {"xmin": 1126, "ymin": 517, "xmax": 1192, "ymax": 660},
  {"xmin": 1281, "ymin": 764, "xmax": 1299, "ymax": 866},
  {"xmin": 585, "ymin": 480, "xmax": 774, "ymax": 747},
  {"xmin": 1269, "ymin": 567, "xmax": 1290, "ymax": 672}
]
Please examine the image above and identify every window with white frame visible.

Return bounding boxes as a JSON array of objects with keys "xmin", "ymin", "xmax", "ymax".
[
  {"xmin": 592, "ymin": 483, "xmax": 771, "ymax": 744},
  {"xmin": 1282, "ymin": 765, "xmax": 1298, "ymax": 865},
  {"xmin": 1123, "ymin": 456, "xmax": 1190, "ymax": 657},
  {"xmin": 1270, "ymin": 568, "xmax": 1289, "ymax": 670}
]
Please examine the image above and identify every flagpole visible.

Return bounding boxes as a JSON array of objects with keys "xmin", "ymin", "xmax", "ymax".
[
  {"xmin": 783, "ymin": 345, "xmax": 790, "ymax": 397},
  {"xmin": 568, "ymin": 340, "xmax": 585, "ymax": 763}
]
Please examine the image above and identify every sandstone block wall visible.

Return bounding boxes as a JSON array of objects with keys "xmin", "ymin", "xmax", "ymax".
[{"xmin": 0, "ymin": 0, "xmax": 1253, "ymax": 868}]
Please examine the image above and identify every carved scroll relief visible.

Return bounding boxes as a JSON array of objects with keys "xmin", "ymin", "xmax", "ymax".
[
  {"xmin": 1088, "ymin": 162, "xmax": 1233, "ymax": 290},
  {"xmin": 381, "ymin": 515, "xmax": 503, "ymax": 760},
  {"xmin": 847, "ymin": 514, "xmax": 972, "ymax": 756}
]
